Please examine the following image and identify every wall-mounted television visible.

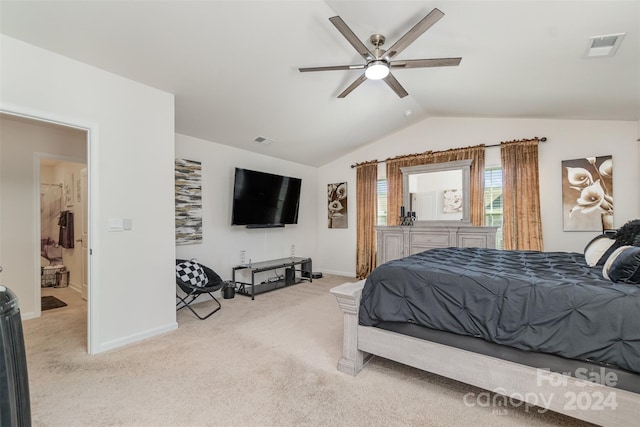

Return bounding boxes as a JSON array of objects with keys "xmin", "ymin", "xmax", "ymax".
[{"xmin": 231, "ymin": 168, "xmax": 302, "ymax": 228}]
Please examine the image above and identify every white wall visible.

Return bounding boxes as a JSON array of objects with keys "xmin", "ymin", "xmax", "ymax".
[
  {"xmin": 175, "ymin": 134, "xmax": 318, "ymax": 284},
  {"xmin": 317, "ymin": 117, "xmax": 640, "ymax": 276},
  {"xmin": 1, "ymin": 35, "xmax": 176, "ymax": 353}
]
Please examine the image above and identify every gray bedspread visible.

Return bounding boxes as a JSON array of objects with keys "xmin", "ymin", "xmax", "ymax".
[{"xmin": 359, "ymin": 247, "xmax": 640, "ymax": 374}]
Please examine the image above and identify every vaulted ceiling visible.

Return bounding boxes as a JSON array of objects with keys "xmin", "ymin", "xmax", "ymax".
[{"xmin": 1, "ymin": 1, "xmax": 638, "ymax": 166}]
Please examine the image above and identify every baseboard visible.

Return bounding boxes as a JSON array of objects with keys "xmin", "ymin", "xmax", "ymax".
[
  {"xmin": 20, "ymin": 311, "xmax": 38, "ymax": 321},
  {"xmin": 95, "ymin": 321, "xmax": 178, "ymax": 354},
  {"xmin": 68, "ymin": 281, "xmax": 81, "ymax": 293},
  {"xmin": 314, "ymin": 268, "xmax": 355, "ymax": 277}
]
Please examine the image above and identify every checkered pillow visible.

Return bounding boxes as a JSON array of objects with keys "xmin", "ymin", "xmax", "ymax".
[{"xmin": 176, "ymin": 260, "xmax": 209, "ymax": 287}]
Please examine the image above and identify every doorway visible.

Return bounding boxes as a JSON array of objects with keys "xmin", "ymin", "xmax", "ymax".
[
  {"xmin": 0, "ymin": 109, "xmax": 95, "ymax": 353},
  {"xmin": 39, "ymin": 158, "xmax": 87, "ymax": 307}
]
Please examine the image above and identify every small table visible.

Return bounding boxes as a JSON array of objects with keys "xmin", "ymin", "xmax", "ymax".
[{"xmin": 232, "ymin": 257, "xmax": 312, "ymax": 300}]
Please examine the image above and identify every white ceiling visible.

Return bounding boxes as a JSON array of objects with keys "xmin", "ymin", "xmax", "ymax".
[{"xmin": 1, "ymin": 1, "xmax": 638, "ymax": 166}]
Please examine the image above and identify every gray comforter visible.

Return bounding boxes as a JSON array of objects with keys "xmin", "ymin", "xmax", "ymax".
[{"xmin": 359, "ymin": 247, "xmax": 640, "ymax": 374}]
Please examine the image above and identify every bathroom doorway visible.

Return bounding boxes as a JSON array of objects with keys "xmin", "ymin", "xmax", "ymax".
[
  {"xmin": 39, "ymin": 158, "xmax": 87, "ymax": 305},
  {"xmin": 0, "ymin": 110, "xmax": 93, "ymax": 353}
]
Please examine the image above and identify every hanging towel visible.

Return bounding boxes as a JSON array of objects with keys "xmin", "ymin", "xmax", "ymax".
[{"xmin": 58, "ymin": 210, "xmax": 75, "ymax": 249}]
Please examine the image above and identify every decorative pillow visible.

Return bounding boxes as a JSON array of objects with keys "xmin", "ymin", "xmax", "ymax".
[
  {"xmin": 584, "ymin": 234, "xmax": 618, "ymax": 267},
  {"xmin": 614, "ymin": 219, "xmax": 640, "ymax": 246},
  {"xmin": 176, "ymin": 260, "xmax": 209, "ymax": 287},
  {"xmin": 605, "ymin": 246, "xmax": 640, "ymax": 284}
]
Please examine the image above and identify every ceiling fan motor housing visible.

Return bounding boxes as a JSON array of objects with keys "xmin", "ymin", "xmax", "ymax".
[{"xmin": 369, "ymin": 34, "xmax": 386, "ymax": 48}]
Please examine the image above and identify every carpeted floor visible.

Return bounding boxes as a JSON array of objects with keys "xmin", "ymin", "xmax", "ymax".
[
  {"xmin": 41, "ymin": 295, "xmax": 67, "ymax": 311},
  {"xmin": 22, "ymin": 276, "xmax": 592, "ymax": 426}
]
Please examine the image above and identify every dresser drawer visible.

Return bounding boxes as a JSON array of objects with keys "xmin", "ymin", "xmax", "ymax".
[
  {"xmin": 458, "ymin": 233, "xmax": 491, "ymax": 249},
  {"xmin": 410, "ymin": 232, "xmax": 450, "ymax": 247},
  {"xmin": 376, "ymin": 225, "xmax": 498, "ymax": 263}
]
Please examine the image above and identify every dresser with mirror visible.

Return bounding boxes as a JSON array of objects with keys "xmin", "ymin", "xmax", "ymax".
[{"xmin": 377, "ymin": 160, "xmax": 498, "ymax": 265}]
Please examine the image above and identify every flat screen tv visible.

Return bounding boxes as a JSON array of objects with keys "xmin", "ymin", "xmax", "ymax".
[{"xmin": 231, "ymin": 168, "xmax": 302, "ymax": 228}]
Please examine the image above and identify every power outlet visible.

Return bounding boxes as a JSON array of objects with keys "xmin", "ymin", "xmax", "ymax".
[
  {"xmin": 240, "ymin": 250, "xmax": 246, "ymax": 264},
  {"xmin": 290, "ymin": 244, "xmax": 296, "ymax": 258}
]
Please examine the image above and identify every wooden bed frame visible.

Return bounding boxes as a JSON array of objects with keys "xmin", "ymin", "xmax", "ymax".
[{"xmin": 331, "ymin": 280, "xmax": 640, "ymax": 427}]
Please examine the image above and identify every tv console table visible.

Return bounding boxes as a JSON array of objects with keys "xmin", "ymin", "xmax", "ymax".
[{"xmin": 232, "ymin": 257, "xmax": 312, "ymax": 300}]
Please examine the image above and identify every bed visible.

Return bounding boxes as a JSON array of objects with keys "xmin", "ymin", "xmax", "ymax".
[{"xmin": 330, "ymin": 243, "xmax": 640, "ymax": 426}]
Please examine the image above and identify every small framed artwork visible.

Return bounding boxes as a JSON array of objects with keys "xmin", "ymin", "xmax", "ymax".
[
  {"xmin": 562, "ymin": 155, "xmax": 613, "ymax": 231},
  {"xmin": 328, "ymin": 182, "xmax": 347, "ymax": 228},
  {"xmin": 442, "ymin": 188, "xmax": 462, "ymax": 213}
]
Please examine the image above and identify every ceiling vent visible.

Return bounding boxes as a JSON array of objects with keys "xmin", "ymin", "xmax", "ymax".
[
  {"xmin": 253, "ymin": 136, "xmax": 274, "ymax": 145},
  {"xmin": 584, "ymin": 33, "xmax": 625, "ymax": 58}
]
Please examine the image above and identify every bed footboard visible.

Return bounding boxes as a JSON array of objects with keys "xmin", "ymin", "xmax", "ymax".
[
  {"xmin": 329, "ymin": 281, "xmax": 640, "ymax": 426},
  {"xmin": 330, "ymin": 280, "xmax": 373, "ymax": 376}
]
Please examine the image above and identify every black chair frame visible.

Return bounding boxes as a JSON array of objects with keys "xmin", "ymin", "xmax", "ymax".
[{"xmin": 176, "ymin": 259, "xmax": 222, "ymax": 320}]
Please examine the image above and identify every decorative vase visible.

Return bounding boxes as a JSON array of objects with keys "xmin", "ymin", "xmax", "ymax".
[{"xmin": 601, "ymin": 212, "xmax": 614, "ymax": 232}]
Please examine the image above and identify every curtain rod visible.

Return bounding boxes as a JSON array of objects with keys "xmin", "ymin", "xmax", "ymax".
[
  {"xmin": 485, "ymin": 136, "xmax": 547, "ymax": 148},
  {"xmin": 350, "ymin": 137, "xmax": 547, "ymax": 168}
]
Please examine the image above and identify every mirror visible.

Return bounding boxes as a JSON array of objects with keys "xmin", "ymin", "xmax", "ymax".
[{"xmin": 401, "ymin": 159, "xmax": 472, "ymax": 224}]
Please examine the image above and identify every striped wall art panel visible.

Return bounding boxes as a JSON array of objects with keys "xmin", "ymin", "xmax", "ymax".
[{"xmin": 175, "ymin": 158, "xmax": 203, "ymax": 245}]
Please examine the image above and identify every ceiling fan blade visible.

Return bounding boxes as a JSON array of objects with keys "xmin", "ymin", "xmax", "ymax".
[
  {"xmin": 384, "ymin": 8, "xmax": 445, "ymax": 60},
  {"xmin": 383, "ymin": 73, "xmax": 409, "ymax": 98},
  {"xmin": 299, "ymin": 64, "xmax": 365, "ymax": 72},
  {"xmin": 329, "ymin": 16, "xmax": 375, "ymax": 61},
  {"xmin": 337, "ymin": 74, "xmax": 367, "ymax": 98},
  {"xmin": 390, "ymin": 57, "xmax": 462, "ymax": 69}
]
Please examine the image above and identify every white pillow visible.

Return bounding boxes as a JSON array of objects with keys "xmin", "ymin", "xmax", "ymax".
[{"xmin": 584, "ymin": 235, "xmax": 617, "ymax": 267}]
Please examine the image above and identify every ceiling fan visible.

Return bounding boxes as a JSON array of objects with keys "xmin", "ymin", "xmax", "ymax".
[{"xmin": 299, "ymin": 8, "xmax": 461, "ymax": 98}]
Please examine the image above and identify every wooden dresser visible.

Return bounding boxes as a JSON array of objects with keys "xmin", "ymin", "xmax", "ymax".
[{"xmin": 376, "ymin": 225, "xmax": 498, "ymax": 265}]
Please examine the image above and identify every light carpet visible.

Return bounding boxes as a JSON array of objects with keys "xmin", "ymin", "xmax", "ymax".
[{"xmin": 23, "ymin": 276, "xmax": 590, "ymax": 426}]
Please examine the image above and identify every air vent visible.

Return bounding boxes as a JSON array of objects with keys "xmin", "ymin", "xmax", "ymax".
[
  {"xmin": 253, "ymin": 136, "xmax": 274, "ymax": 145},
  {"xmin": 585, "ymin": 33, "xmax": 625, "ymax": 58}
]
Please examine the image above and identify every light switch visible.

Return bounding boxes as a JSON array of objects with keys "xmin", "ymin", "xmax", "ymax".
[
  {"xmin": 123, "ymin": 218, "xmax": 133, "ymax": 230},
  {"xmin": 108, "ymin": 218, "xmax": 124, "ymax": 231}
]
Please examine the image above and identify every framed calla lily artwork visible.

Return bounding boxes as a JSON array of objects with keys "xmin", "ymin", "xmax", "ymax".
[
  {"xmin": 328, "ymin": 182, "xmax": 347, "ymax": 228},
  {"xmin": 562, "ymin": 155, "xmax": 613, "ymax": 232}
]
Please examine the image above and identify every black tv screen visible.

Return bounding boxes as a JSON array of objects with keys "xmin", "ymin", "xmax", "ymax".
[{"xmin": 231, "ymin": 168, "xmax": 302, "ymax": 227}]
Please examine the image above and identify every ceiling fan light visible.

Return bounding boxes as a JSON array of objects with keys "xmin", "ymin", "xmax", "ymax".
[{"xmin": 365, "ymin": 61, "xmax": 390, "ymax": 80}]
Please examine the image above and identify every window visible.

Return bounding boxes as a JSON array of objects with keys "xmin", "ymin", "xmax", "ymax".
[
  {"xmin": 484, "ymin": 168, "xmax": 504, "ymax": 249},
  {"xmin": 377, "ymin": 179, "xmax": 387, "ymax": 226}
]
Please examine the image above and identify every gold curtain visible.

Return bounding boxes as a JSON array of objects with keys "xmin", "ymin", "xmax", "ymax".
[
  {"xmin": 501, "ymin": 138, "xmax": 543, "ymax": 251},
  {"xmin": 385, "ymin": 145, "xmax": 485, "ymax": 226},
  {"xmin": 355, "ymin": 161, "xmax": 378, "ymax": 279}
]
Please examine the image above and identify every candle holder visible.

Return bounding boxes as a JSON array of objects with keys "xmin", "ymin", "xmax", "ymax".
[{"xmin": 400, "ymin": 211, "xmax": 416, "ymax": 226}]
